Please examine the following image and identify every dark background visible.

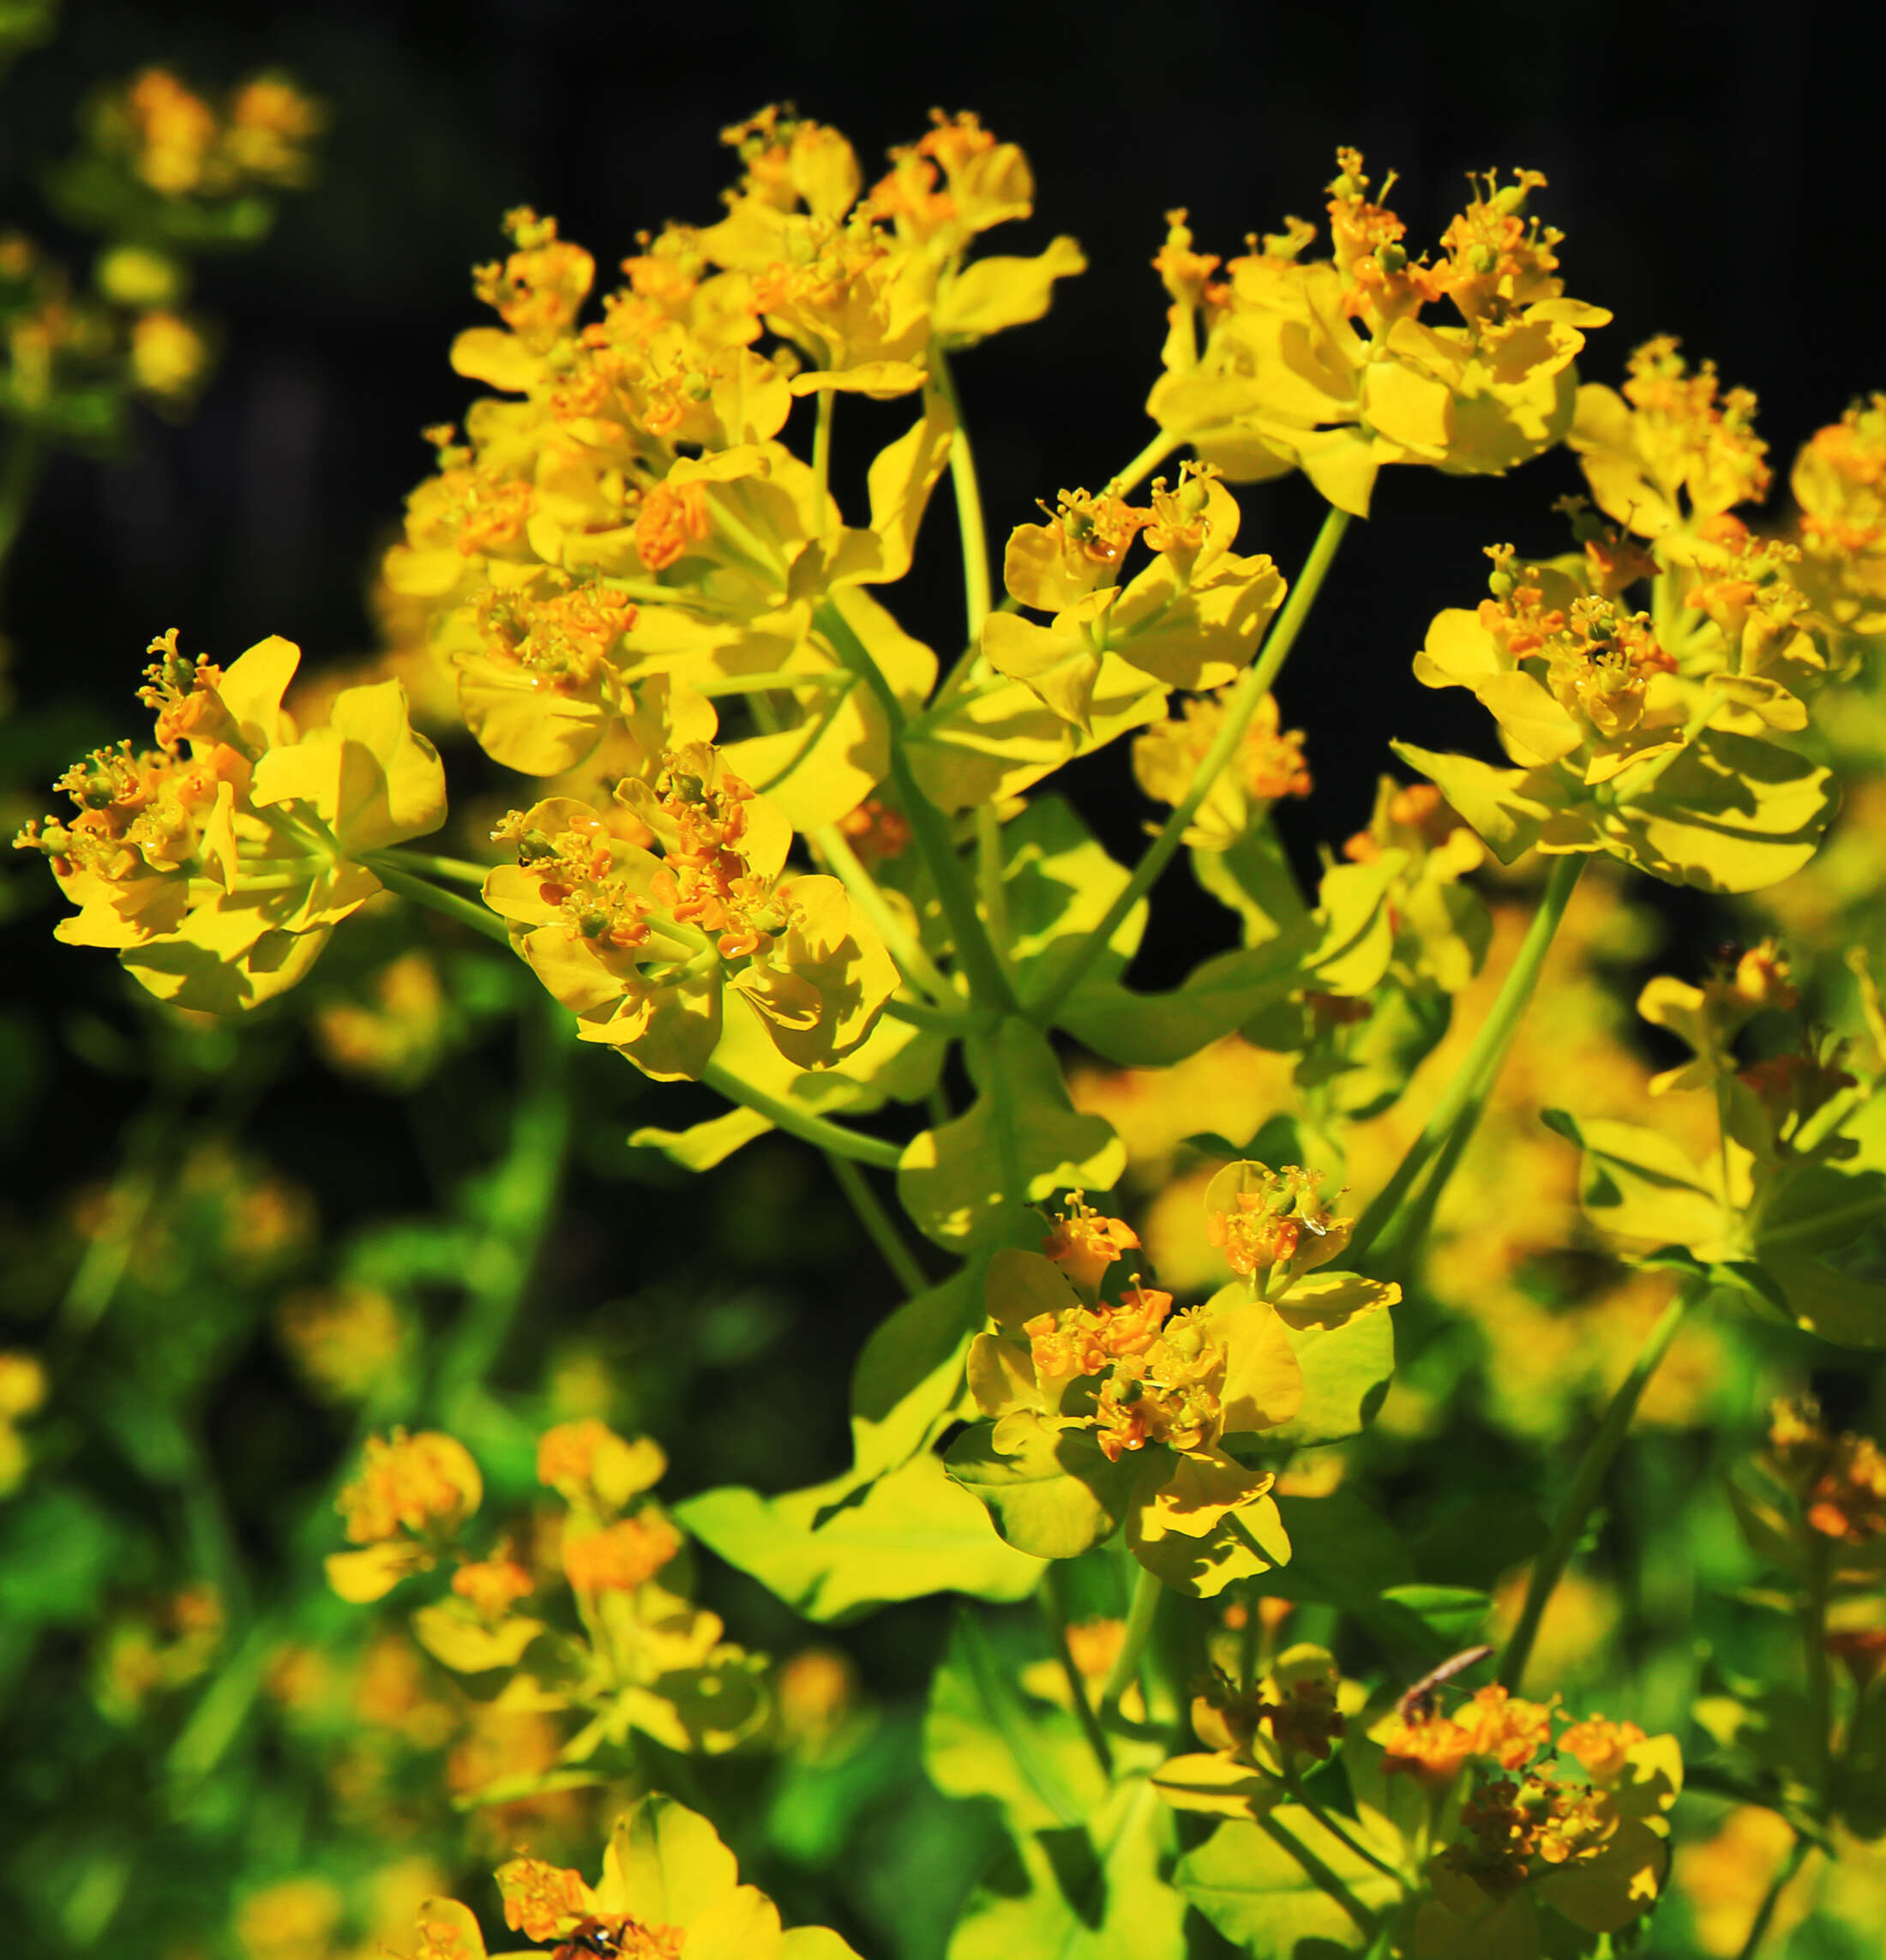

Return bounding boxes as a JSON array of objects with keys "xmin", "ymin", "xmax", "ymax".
[{"xmin": 1, "ymin": 0, "xmax": 1874, "ymax": 1654}]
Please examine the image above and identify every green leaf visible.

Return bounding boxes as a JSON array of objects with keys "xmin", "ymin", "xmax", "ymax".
[
  {"xmin": 1175, "ymin": 1807, "xmax": 1400, "ymax": 1957},
  {"xmin": 676, "ymin": 1452, "xmax": 1044, "ymax": 1621},
  {"xmin": 1752, "ymin": 1163, "xmax": 1886, "ymax": 1349},
  {"xmin": 923, "ymin": 1612, "xmax": 1108, "ymax": 1831},
  {"xmin": 1264, "ymin": 1272, "xmax": 1397, "ymax": 1449},
  {"xmin": 944, "ymin": 1416, "xmax": 1135, "ymax": 1560},
  {"xmin": 1058, "ymin": 941, "xmax": 1308, "ymax": 1068},
  {"xmin": 1378, "ymin": 1584, "xmax": 1492, "ymax": 1650},
  {"xmin": 1609, "ymin": 727, "xmax": 1836, "ymax": 894},
  {"xmin": 898, "ymin": 1020, "xmax": 1124, "ymax": 1248},
  {"xmin": 628, "ymin": 1105, "xmax": 773, "ymax": 1169},
  {"xmin": 946, "ymin": 1779, "xmax": 1186, "ymax": 1960},
  {"xmin": 1000, "ymin": 796, "xmax": 1146, "ymax": 985},
  {"xmin": 1390, "ymin": 742, "xmax": 1548, "ymax": 863},
  {"xmin": 1191, "ymin": 822, "xmax": 1312, "ymax": 947},
  {"xmin": 850, "ymin": 1272, "xmax": 982, "ymax": 1482},
  {"xmin": 1541, "ymin": 1109, "xmax": 1733, "ymax": 1255}
]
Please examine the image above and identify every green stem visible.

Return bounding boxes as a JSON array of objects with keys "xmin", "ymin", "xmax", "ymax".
[
  {"xmin": 1027, "ymin": 503, "xmax": 1352, "ymax": 1025},
  {"xmin": 1805, "ymin": 1536, "xmax": 1835, "ymax": 1818},
  {"xmin": 824, "ymin": 1151, "xmax": 929, "ymax": 1296},
  {"xmin": 1289, "ymin": 1781, "xmax": 1408, "ymax": 1891},
  {"xmin": 1042, "ymin": 1565, "xmax": 1114, "ymax": 1778},
  {"xmin": 1349, "ymin": 852, "xmax": 1586, "ymax": 1267},
  {"xmin": 1733, "ymin": 1834, "xmax": 1811, "ymax": 1960},
  {"xmin": 693, "ymin": 667, "xmax": 851, "ymax": 700},
  {"xmin": 361, "ymin": 853, "xmax": 511, "ymax": 946},
  {"xmin": 881, "ymin": 995, "xmax": 970, "ymax": 1036},
  {"xmin": 1101, "ymin": 1564, "xmax": 1163, "ymax": 1715},
  {"xmin": 1497, "ymin": 1276, "xmax": 1700, "ymax": 1691},
  {"xmin": 975, "ymin": 803, "xmax": 1013, "ymax": 977},
  {"xmin": 432, "ymin": 1000, "xmax": 574, "ymax": 1424},
  {"xmin": 931, "ymin": 350, "xmax": 991, "ymax": 642},
  {"xmin": 812, "ymin": 821, "xmax": 958, "ymax": 1009},
  {"xmin": 700, "ymin": 1058, "xmax": 903, "ymax": 1169},
  {"xmin": 1108, "ymin": 428, "xmax": 1181, "ymax": 496},
  {"xmin": 814, "ymin": 600, "xmax": 1018, "ymax": 1014},
  {"xmin": 813, "ymin": 388, "xmax": 836, "ymax": 519},
  {"xmin": 368, "ymin": 847, "xmax": 493, "ymax": 887}
]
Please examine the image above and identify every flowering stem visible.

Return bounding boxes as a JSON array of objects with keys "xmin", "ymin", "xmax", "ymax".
[
  {"xmin": 360, "ymin": 853, "xmax": 512, "ymax": 947},
  {"xmin": 1286, "ymin": 1778, "xmax": 1408, "ymax": 1891},
  {"xmin": 823, "ymin": 1151, "xmax": 929, "ymax": 1297},
  {"xmin": 814, "ymin": 600, "xmax": 1019, "ymax": 1015},
  {"xmin": 930, "ymin": 351, "xmax": 991, "ymax": 643},
  {"xmin": 1805, "ymin": 1536, "xmax": 1835, "ymax": 1817},
  {"xmin": 811, "ymin": 821, "xmax": 958, "ymax": 1010},
  {"xmin": 1041, "ymin": 1563, "xmax": 1114, "ymax": 1778},
  {"xmin": 1027, "ymin": 502, "xmax": 1352, "ymax": 1026},
  {"xmin": 432, "ymin": 999, "xmax": 574, "ymax": 1424},
  {"xmin": 1108, "ymin": 428, "xmax": 1181, "ymax": 496},
  {"xmin": 369, "ymin": 847, "xmax": 493, "ymax": 887},
  {"xmin": 1348, "ymin": 852, "xmax": 1586, "ymax": 1268},
  {"xmin": 1496, "ymin": 1275, "xmax": 1700, "ymax": 1691},
  {"xmin": 813, "ymin": 388, "xmax": 836, "ymax": 519},
  {"xmin": 693, "ymin": 667, "xmax": 852, "ymax": 699},
  {"xmin": 700, "ymin": 1058, "xmax": 904, "ymax": 1169},
  {"xmin": 1100, "ymin": 1563, "xmax": 1163, "ymax": 1717},
  {"xmin": 975, "ymin": 803, "xmax": 1014, "ymax": 978},
  {"xmin": 1733, "ymin": 1832, "xmax": 1811, "ymax": 1960}
]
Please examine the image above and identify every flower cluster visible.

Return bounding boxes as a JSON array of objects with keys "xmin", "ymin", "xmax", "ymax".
[
  {"xmin": 381, "ymin": 108, "xmax": 1075, "ymax": 833},
  {"xmin": 1146, "ymin": 153, "xmax": 1609, "ymax": 516},
  {"xmin": 1763, "ymin": 1399, "xmax": 1886, "ymax": 1548},
  {"xmin": 96, "ymin": 69, "xmax": 323, "ymax": 199},
  {"xmin": 403, "ymin": 1793, "xmax": 861, "ymax": 1960},
  {"xmin": 327, "ymin": 1429, "xmax": 484, "ymax": 1603},
  {"xmin": 1372, "ymin": 1686, "xmax": 1683, "ymax": 1946},
  {"xmin": 13, "ymin": 632, "xmax": 447, "ymax": 1010},
  {"xmin": 483, "ymin": 741, "xmax": 896, "ymax": 1079},
  {"xmin": 981, "ymin": 463, "xmax": 1287, "ymax": 735},
  {"xmin": 951, "ymin": 1178, "xmax": 1396, "ymax": 1594},
  {"xmin": 1154, "ymin": 1643, "xmax": 1357, "ymax": 1818}
]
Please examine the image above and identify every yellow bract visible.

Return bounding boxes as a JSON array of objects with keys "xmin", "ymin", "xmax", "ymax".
[
  {"xmin": 1147, "ymin": 153, "xmax": 1609, "ymax": 516},
  {"xmin": 484, "ymin": 745, "xmax": 896, "ymax": 1079},
  {"xmin": 13, "ymin": 632, "xmax": 446, "ymax": 1010}
]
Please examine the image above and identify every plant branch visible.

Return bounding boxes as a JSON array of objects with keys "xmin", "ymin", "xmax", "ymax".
[
  {"xmin": 824, "ymin": 1151, "xmax": 929, "ymax": 1297},
  {"xmin": 931, "ymin": 350, "xmax": 991, "ymax": 643},
  {"xmin": 1497, "ymin": 1275, "xmax": 1701, "ymax": 1690},
  {"xmin": 1027, "ymin": 502, "xmax": 1351, "ymax": 1025},
  {"xmin": 814, "ymin": 599, "xmax": 1018, "ymax": 1014},
  {"xmin": 1101, "ymin": 1564, "xmax": 1163, "ymax": 1717},
  {"xmin": 1041, "ymin": 1564, "xmax": 1114, "ymax": 1779},
  {"xmin": 1733, "ymin": 1833, "xmax": 1811, "ymax": 1960},
  {"xmin": 811, "ymin": 821, "xmax": 958, "ymax": 1010},
  {"xmin": 700, "ymin": 1058, "xmax": 904, "ymax": 1169},
  {"xmin": 1349, "ymin": 851, "xmax": 1586, "ymax": 1267},
  {"xmin": 362, "ymin": 852, "xmax": 512, "ymax": 946}
]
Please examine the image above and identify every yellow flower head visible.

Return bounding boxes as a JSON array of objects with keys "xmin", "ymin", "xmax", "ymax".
[
  {"xmin": 474, "ymin": 207, "xmax": 596, "ymax": 352},
  {"xmin": 1041, "ymin": 1197, "xmax": 1141, "ymax": 1294},
  {"xmin": 485, "ymin": 745, "xmax": 895, "ymax": 1079},
  {"xmin": 562, "ymin": 1513, "xmax": 684, "ymax": 1596},
  {"xmin": 336, "ymin": 1428, "xmax": 482, "ymax": 1547},
  {"xmin": 1573, "ymin": 336, "xmax": 1771, "ymax": 538},
  {"xmin": 15, "ymin": 631, "xmax": 447, "ymax": 1012},
  {"xmin": 450, "ymin": 1555, "xmax": 535, "ymax": 1620},
  {"xmin": 1204, "ymin": 1161, "xmax": 1352, "ymax": 1290}
]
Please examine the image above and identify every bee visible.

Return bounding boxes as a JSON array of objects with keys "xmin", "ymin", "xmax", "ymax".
[
  {"xmin": 1395, "ymin": 1644, "xmax": 1493, "ymax": 1725},
  {"xmin": 555, "ymin": 1922, "xmax": 623, "ymax": 1960}
]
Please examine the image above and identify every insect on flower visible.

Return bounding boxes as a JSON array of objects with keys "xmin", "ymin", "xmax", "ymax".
[{"xmin": 1395, "ymin": 1643, "xmax": 1494, "ymax": 1723}]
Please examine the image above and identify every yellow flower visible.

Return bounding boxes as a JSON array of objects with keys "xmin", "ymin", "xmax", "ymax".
[
  {"xmin": 128, "ymin": 309, "xmax": 210, "ymax": 399},
  {"xmin": 327, "ymin": 1428, "xmax": 482, "ymax": 1602},
  {"xmin": 14, "ymin": 631, "xmax": 447, "ymax": 1011},
  {"xmin": 1571, "ymin": 336, "xmax": 1770, "ymax": 538},
  {"xmin": 1148, "ymin": 151, "xmax": 1608, "ymax": 516},
  {"xmin": 484, "ymin": 745, "xmax": 896, "ymax": 1079},
  {"xmin": 275, "ymin": 1282, "xmax": 406, "ymax": 1404},
  {"xmin": 1133, "ymin": 688, "xmax": 1311, "ymax": 850}
]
